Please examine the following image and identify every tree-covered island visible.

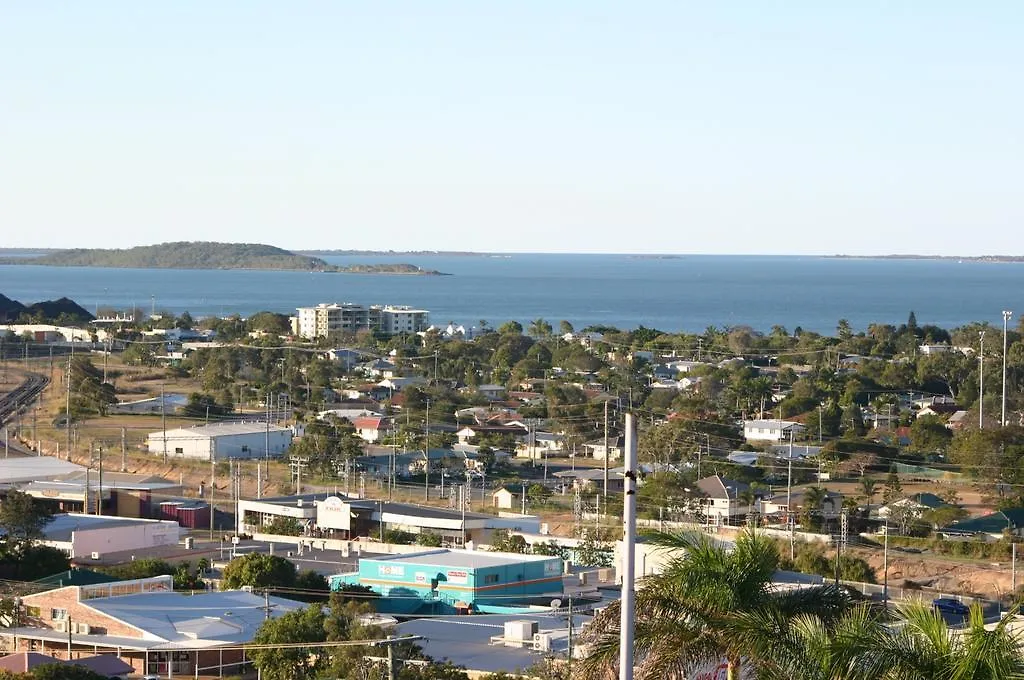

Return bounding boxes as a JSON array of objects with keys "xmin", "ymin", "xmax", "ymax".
[{"xmin": 0, "ymin": 241, "xmax": 449, "ymax": 274}]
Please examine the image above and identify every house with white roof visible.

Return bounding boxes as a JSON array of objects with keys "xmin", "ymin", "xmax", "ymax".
[
  {"xmin": 742, "ymin": 419, "xmax": 806, "ymax": 443},
  {"xmin": 515, "ymin": 432, "xmax": 564, "ymax": 460}
]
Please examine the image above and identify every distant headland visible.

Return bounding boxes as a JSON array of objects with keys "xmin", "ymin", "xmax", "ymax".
[{"xmin": 0, "ymin": 242, "xmax": 450, "ymax": 275}]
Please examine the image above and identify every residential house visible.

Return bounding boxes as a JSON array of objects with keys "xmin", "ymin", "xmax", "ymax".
[
  {"xmin": 916, "ymin": 401, "xmax": 960, "ymax": 419},
  {"xmin": 551, "ymin": 468, "xmax": 626, "ymax": 493},
  {"xmin": 562, "ymin": 331, "xmax": 605, "ymax": 348},
  {"xmin": 325, "ymin": 348, "xmax": 375, "ymax": 370},
  {"xmin": 878, "ymin": 492, "xmax": 950, "ymax": 520},
  {"xmin": 356, "ymin": 449, "xmax": 464, "ymax": 478},
  {"xmin": 918, "ymin": 344, "xmax": 954, "ymax": 355},
  {"xmin": 946, "ymin": 410, "xmax": 970, "ymax": 431},
  {"xmin": 516, "ymin": 432, "xmax": 564, "ymax": 460},
  {"xmin": 939, "ymin": 509, "xmax": 1024, "ymax": 541},
  {"xmin": 378, "ymin": 376, "xmax": 426, "ymax": 392},
  {"xmin": 769, "ymin": 444, "xmax": 822, "ymax": 460},
  {"xmin": 357, "ymin": 359, "xmax": 398, "ymax": 379},
  {"xmin": 759, "ymin": 488, "xmax": 844, "ymax": 520},
  {"xmin": 476, "ymin": 384, "xmax": 507, "ymax": 401},
  {"xmin": 695, "ymin": 475, "xmax": 759, "ymax": 521},
  {"xmin": 456, "ymin": 424, "xmax": 528, "ymax": 446},
  {"xmin": 665, "ymin": 360, "xmax": 708, "ymax": 374},
  {"xmin": 353, "ymin": 416, "xmax": 390, "ymax": 443},
  {"xmin": 585, "ymin": 436, "xmax": 623, "ymax": 461},
  {"xmin": 742, "ymin": 420, "xmax": 806, "ymax": 443}
]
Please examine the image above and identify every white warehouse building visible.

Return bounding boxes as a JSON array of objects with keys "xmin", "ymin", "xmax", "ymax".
[{"xmin": 146, "ymin": 422, "xmax": 292, "ymax": 460}]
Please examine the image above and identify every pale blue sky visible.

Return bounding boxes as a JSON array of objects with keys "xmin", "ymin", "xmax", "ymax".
[{"xmin": 2, "ymin": 3, "xmax": 1021, "ymax": 254}]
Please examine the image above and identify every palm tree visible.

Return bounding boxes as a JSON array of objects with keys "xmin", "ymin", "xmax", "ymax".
[
  {"xmin": 731, "ymin": 605, "xmax": 883, "ymax": 680},
  {"xmin": 578, "ymin": 530, "xmax": 850, "ymax": 680},
  {"xmin": 801, "ymin": 486, "xmax": 828, "ymax": 531},
  {"xmin": 875, "ymin": 603, "xmax": 1024, "ymax": 680},
  {"xmin": 527, "ymin": 318, "xmax": 553, "ymax": 338},
  {"xmin": 860, "ymin": 477, "xmax": 879, "ymax": 514},
  {"xmin": 737, "ymin": 489, "xmax": 757, "ymax": 525}
]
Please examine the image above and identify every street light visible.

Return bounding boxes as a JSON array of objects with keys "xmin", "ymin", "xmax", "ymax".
[{"xmin": 1003, "ymin": 311, "xmax": 1013, "ymax": 427}]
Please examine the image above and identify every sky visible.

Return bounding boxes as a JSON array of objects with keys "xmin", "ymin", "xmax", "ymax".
[{"xmin": 2, "ymin": 2, "xmax": 1022, "ymax": 255}]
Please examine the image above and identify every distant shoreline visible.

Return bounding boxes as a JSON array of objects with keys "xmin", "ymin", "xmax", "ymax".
[{"xmin": 829, "ymin": 254, "xmax": 1024, "ymax": 263}]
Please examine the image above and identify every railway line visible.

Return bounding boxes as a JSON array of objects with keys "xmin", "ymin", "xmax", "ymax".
[{"xmin": 0, "ymin": 372, "xmax": 49, "ymax": 427}]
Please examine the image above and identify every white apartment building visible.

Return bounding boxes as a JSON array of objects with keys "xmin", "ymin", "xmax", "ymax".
[
  {"xmin": 292, "ymin": 303, "xmax": 429, "ymax": 339},
  {"xmin": 377, "ymin": 305, "xmax": 429, "ymax": 334}
]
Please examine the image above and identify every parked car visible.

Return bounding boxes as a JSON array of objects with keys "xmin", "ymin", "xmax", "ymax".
[{"xmin": 932, "ymin": 597, "xmax": 970, "ymax": 617}]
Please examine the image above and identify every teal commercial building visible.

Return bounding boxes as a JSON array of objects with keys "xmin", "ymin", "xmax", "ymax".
[{"xmin": 331, "ymin": 549, "xmax": 564, "ymax": 614}]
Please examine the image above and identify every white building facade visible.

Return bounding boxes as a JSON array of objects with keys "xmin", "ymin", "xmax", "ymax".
[
  {"xmin": 146, "ymin": 422, "xmax": 292, "ymax": 460},
  {"xmin": 292, "ymin": 303, "xmax": 430, "ymax": 339}
]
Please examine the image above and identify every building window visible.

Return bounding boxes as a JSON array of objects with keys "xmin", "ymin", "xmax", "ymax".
[
  {"xmin": 484, "ymin": 574, "xmax": 499, "ymax": 584},
  {"xmin": 50, "ymin": 608, "xmax": 68, "ymax": 621},
  {"xmin": 174, "ymin": 447, "xmax": 184, "ymax": 454},
  {"xmin": 241, "ymin": 445, "xmax": 250, "ymax": 453}
]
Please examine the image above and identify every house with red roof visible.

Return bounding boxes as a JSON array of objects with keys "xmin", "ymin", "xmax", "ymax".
[{"xmin": 353, "ymin": 416, "xmax": 391, "ymax": 443}]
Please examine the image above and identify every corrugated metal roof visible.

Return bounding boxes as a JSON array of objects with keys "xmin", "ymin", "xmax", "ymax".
[{"xmin": 153, "ymin": 422, "xmax": 290, "ymax": 438}]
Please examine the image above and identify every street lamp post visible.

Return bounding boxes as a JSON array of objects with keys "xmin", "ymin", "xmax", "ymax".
[{"xmin": 1003, "ymin": 311, "xmax": 1013, "ymax": 427}]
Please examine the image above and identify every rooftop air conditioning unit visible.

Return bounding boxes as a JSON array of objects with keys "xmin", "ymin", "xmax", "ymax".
[
  {"xmin": 533, "ymin": 632, "xmax": 552, "ymax": 653},
  {"xmin": 55, "ymin": 621, "xmax": 68, "ymax": 633},
  {"xmin": 76, "ymin": 623, "xmax": 91, "ymax": 635},
  {"xmin": 90, "ymin": 552, "xmax": 101, "ymax": 560},
  {"xmin": 241, "ymin": 585, "xmax": 254, "ymax": 593},
  {"xmin": 503, "ymin": 619, "xmax": 538, "ymax": 644}
]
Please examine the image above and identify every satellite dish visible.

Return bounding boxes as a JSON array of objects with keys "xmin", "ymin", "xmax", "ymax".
[{"xmin": 550, "ymin": 599, "xmax": 562, "ymax": 609}]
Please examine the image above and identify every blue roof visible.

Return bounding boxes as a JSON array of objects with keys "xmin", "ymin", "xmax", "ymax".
[{"xmin": 942, "ymin": 508, "xmax": 1024, "ymax": 535}]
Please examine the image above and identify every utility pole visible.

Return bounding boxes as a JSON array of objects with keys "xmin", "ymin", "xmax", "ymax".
[
  {"xmin": 424, "ymin": 399, "xmax": 430, "ymax": 502},
  {"xmin": 1013, "ymin": 542, "xmax": 1017, "ymax": 593},
  {"xmin": 1002, "ymin": 311, "xmax": 1013, "ymax": 427},
  {"xmin": 980, "ymin": 330, "xmax": 986, "ymax": 429},
  {"xmin": 96, "ymin": 444, "xmax": 104, "ymax": 516},
  {"xmin": 619, "ymin": 413, "xmax": 638, "ymax": 680},
  {"xmin": 160, "ymin": 385, "xmax": 167, "ymax": 462},
  {"xmin": 603, "ymin": 400, "xmax": 609, "ymax": 501},
  {"xmin": 120, "ymin": 427, "xmax": 127, "ymax": 473},
  {"xmin": 265, "ymin": 394, "xmax": 271, "ymax": 462},
  {"xmin": 209, "ymin": 449, "xmax": 216, "ymax": 541},
  {"xmin": 882, "ymin": 519, "xmax": 890, "ymax": 606},
  {"xmin": 65, "ymin": 355, "xmax": 72, "ymax": 459}
]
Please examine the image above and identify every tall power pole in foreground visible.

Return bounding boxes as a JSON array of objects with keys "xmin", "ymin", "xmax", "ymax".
[
  {"xmin": 1003, "ymin": 311, "xmax": 1013, "ymax": 427},
  {"xmin": 619, "ymin": 413, "xmax": 638, "ymax": 680}
]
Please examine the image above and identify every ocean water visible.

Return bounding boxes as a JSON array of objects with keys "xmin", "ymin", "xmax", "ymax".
[{"xmin": 0, "ymin": 254, "xmax": 1021, "ymax": 334}]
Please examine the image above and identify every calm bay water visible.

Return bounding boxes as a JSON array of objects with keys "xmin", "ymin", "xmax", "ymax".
[{"xmin": 0, "ymin": 255, "xmax": 1021, "ymax": 334}]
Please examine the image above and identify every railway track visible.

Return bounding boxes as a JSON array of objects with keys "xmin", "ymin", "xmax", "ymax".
[{"xmin": 0, "ymin": 372, "xmax": 49, "ymax": 426}]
